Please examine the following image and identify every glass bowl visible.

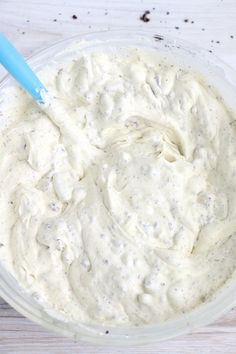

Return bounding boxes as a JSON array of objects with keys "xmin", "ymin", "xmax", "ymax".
[{"xmin": 0, "ymin": 30, "xmax": 236, "ymax": 346}]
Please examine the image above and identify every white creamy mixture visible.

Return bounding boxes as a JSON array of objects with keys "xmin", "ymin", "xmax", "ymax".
[{"xmin": 1, "ymin": 47, "xmax": 236, "ymax": 326}]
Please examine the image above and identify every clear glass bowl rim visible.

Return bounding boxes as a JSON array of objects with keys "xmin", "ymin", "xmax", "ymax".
[{"xmin": 0, "ymin": 29, "xmax": 236, "ymax": 346}]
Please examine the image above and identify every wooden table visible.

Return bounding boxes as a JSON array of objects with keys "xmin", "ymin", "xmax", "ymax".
[{"xmin": 1, "ymin": 0, "xmax": 236, "ymax": 352}]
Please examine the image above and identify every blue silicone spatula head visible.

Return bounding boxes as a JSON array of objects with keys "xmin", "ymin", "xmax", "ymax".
[{"xmin": 0, "ymin": 33, "xmax": 47, "ymax": 104}]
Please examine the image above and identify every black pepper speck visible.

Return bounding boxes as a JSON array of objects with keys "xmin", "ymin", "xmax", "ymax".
[
  {"xmin": 140, "ymin": 10, "xmax": 151, "ymax": 23},
  {"xmin": 154, "ymin": 34, "xmax": 164, "ymax": 41}
]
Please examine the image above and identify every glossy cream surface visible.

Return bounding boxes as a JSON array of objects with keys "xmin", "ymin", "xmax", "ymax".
[{"xmin": 1, "ymin": 47, "xmax": 236, "ymax": 326}]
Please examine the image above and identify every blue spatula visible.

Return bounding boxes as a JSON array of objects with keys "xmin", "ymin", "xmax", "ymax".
[{"xmin": 0, "ymin": 32, "xmax": 47, "ymax": 104}]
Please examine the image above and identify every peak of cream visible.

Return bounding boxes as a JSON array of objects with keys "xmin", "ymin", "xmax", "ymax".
[{"xmin": 0, "ymin": 47, "xmax": 236, "ymax": 326}]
